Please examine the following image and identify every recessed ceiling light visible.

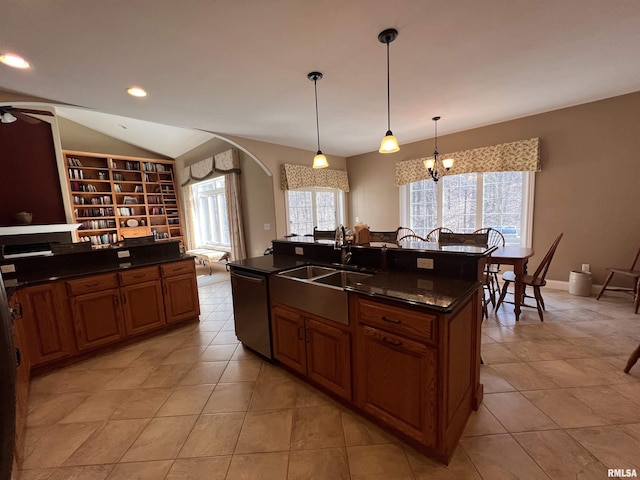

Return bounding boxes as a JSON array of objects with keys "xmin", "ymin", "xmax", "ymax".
[
  {"xmin": 0, "ymin": 53, "xmax": 31, "ymax": 69},
  {"xmin": 126, "ymin": 86, "xmax": 147, "ymax": 97}
]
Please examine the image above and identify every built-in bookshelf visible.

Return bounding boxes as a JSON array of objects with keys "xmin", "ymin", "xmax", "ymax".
[{"xmin": 64, "ymin": 150, "xmax": 183, "ymax": 247}]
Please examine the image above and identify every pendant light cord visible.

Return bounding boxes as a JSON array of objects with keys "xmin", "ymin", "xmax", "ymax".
[
  {"xmin": 386, "ymin": 41, "xmax": 391, "ymax": 132},
  {"xmin": 314, "ymin": 78, "xmax": 321, "ymax": 152}
]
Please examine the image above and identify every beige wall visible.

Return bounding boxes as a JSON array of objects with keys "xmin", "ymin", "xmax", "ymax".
[
  {"xmin": 223, "ymin": 135, "xmax": 347, "ymax": 238},
  {"xmin": 347, "ymin": 91, "xmax": 640, "ymax": 284},
  {"xmin": 176, "ymin": 138, "xmax": 277, "ymax": 258}
]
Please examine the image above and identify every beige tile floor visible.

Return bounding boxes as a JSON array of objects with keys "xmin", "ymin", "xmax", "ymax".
[{"xmin": 17, "ymin": 271, "xmax": 640, "ymax": 479}]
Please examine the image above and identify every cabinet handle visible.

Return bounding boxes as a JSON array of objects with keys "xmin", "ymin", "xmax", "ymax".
[
  {"xmin": 133, "ymin": 274, "xmax": 145, "ymax": 279},
  {"xmin": 381, "ymin": 315, "xmax": 401, "ymax": 324},
  {"xmin": 298, "ymin": 325, "xmax": 303, "ymax": 341},
  {"xmin": 382, "ymin": 336, "xmax": 403, "ymax": 347},
  {"xmin": 114, "ymin": 296, "xmax": 119, "ymax": 307},
  {"xmin": 85, "ymin": 282, "xmax": 99, "ymax": 288},
  {"xmin": 15, "ymin": 348, "xmax": 21, "ymax": 367}
]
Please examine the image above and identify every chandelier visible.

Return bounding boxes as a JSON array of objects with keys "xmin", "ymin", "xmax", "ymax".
[{"xmin": 423, "ymin": 116, "xmax": 454, "ymax": 182}]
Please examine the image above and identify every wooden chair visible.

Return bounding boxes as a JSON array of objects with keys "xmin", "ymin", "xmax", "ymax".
[
  {"xmin": 624, "ymin": 342, "xmax": 640, "ymax": 373},
  {"xmin": 398, "ymin": 233, "xmax": 428, "ymax": 242},
  {"xmin": 475, "ymin": 227, "xmax": 506, "ymax": 306},
  {"xmin": 313, "ymin": 226, "xmax": 336, "ymax": 240},
  {"xmin": 396, "ymin": 227, "xmax": 416, "ymax": 242},
  {"xmin": 426, "ymin": 227, "xmax": 453, "ymax": 243},
  {"xmin": 496, "ymin": 233, "xmax": 563, "ymax": 322},
  {"xmin": 596, "ymin": 244, "xmax": 640, "ymax": 314}
]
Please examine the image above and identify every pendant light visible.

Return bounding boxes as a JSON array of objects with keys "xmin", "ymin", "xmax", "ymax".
[
  {"xmin": 423, "ymin": 116, "xmax": 454, "ymax": 182},
  {"xmin": 308, "ymin": 71, "xmax": 328, "ymax": 169},
  {"xmin": 378, "ymin": 28, "xmax": 399, "ymax": 153}
]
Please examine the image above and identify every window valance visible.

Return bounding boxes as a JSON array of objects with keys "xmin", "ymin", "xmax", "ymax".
[
  {"xmin": 280, "ymin": 164, "xmax": 350, "ymax": 192},
  {"xmin": 395, "ymin": 137, "xmax": 540, "ymax": 187},
  {"xmin": 180, "ymin": 148, "xmax": 241, "ymax": 187}
]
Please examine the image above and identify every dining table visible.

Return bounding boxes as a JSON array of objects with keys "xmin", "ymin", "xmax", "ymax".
[{"xmin": 488, "ymin": 246, "xmax": 535, "ymax": 321}]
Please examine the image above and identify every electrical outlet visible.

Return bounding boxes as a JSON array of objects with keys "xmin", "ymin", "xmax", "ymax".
[
  {"xmin": 295, "ymin": 247, "xmax": 304, "ymax": 255},
  {"xmin": 1, "ymin": 264, "xmax": 16, "ymax": 273},
  {"xmin": 117, "ymin": 250, "xmax": 130, "ymax": 258},
  {"xmin": 417, "ymin": 258, "xmax": 434, "ymax": 269},
  {"xmin": 264, "ymin": 223, "xmax": 271, "ymax": 231},
  {"xmin": 581, "ymin": 263, "xmax": 590, "ymax": 273}
]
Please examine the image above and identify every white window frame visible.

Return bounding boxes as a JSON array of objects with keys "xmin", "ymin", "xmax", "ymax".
[
  {"xmin": 400, "ymin": 171, "xmax": 535, "ymax": 247},
  {"xmin": 192, "ymin": 176, "xmax": 231, "ymax": 251},
  {"xmin": 284, "ymin": 186, "xmax": 346, "ymax": 236}
]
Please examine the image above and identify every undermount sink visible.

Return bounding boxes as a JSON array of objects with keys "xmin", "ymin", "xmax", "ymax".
[
  {"xmin": 312, "ymin": 270, "xmax": 372, "ymax": 288},
  {"xmin": 278, "ymin": 265, "xmax": 337, "ymax": 279},
  {"xmin": 271, "ymin": 266, "xmax": 372, "ymax": 325}
]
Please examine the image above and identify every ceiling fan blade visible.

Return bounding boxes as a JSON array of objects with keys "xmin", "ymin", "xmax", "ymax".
[{"xmin": 13, "ymin": 108, "xmax": 54, "ymax": 117}]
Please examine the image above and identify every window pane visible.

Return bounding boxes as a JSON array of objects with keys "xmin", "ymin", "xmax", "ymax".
[
  {"xmin": 315, "ymin": 191, "xmax": 336, "ymax": 230},
  {"xmin": 191, "ymin": 176, "xmax": 231, "ymax": 248},
  {"xmin": 442, "ymin": 173, "xmax": 477, "ymax": 232},
  {"xmin": 409, "ymin": 179, "xmax": 437, "ymax": 238},
  {"xmin": 287, "ymin": 190, "xmax": 314, "ymax": 235},
  {"xmin": 482, "ymin": 172, "xmax": 523, "ymax": 246}
]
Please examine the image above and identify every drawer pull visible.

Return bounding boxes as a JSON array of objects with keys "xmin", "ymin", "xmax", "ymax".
[
  {"xmin": 382, "ymin": 336, "xmax": 403, "ymax": 347},
  {"xmin": 381, "ymin": 315, "xmax": 401, "ymax": 324},
  {"xmin": 85, "ymin": 282, "xmax": 99, "ymax": 288},
  {"xmin": 133, "ymin": 274, "xmax": 145, "ymax": 279}
]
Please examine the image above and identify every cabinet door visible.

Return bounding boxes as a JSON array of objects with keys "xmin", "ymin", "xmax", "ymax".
[
  {"xmin": 271, "ymin": 305, "xmax": 306, "ymax": 374},
  {"xmin": 163, "ymin": 273, "xmax": 200, "ymax": 323},
  {"xmin": 355, "ymin": 325, "xmax": 437, "ymax": 446},
  {"xmin": 305, "ymin": 318, "xmax": 351, "ymax": 401},
  {"xmin": 71, "ymin": 288, "xmax": 125, "ymax": 351},
  {"xmin": 121, "ymin": 280, "xmax": 166, "ymax": 335},
  {"xmin": 17, "ymin": 283, "xmax": 76, "ymax": 366}
]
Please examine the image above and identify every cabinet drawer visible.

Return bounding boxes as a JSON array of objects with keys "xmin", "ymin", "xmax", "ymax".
[
  {"xmin": 67, "ymin": 273, "xmax": 118, "ymax": 295},
  {"xmin": 161, "ymin": 260, "xmax": 195, "ymax": 277},
  {"xmin": 356, "ymin": 297, "xmax": 436, "ymax": 343},
  {"xmin": 119, "ymin": 266, "xmax": 160, "ymax": 286}
]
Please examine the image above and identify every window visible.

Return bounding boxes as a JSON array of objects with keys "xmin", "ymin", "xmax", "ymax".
[
  {"xmin": 285, "ymin": 187, "xmax": 345, "ymax": 236},
  {"xmin": 401, "ymin": 171, "xmax": 534, "ymax": 246},
  {"xmin": 192, "ymin": 176, "xmax": 230, "ymax": 248}
]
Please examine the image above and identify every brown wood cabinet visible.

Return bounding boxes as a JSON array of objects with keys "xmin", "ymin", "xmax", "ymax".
[
  {"xmin": 271, "ymin": 303, "xmax": 351, "ymax": 400},
  {"xmin": 15, "ymin": 282, "xmax": 76, "ymax": 366},
  {"xmin": 162, "ymin": 261, "xmax": 200, "ymax": 323},
  {"xmin": 120, "ymin": 267, "xmax": 166, "ymax": 335},
  {"xmin": 351, "ymin": 293, "xmax": 481, "ymax": 464},
  {"xmin": 355, "ymin": 324, "xmax": 437, "ymax": 446},
  {"xmin": 70, "ymin": 287, "xmax": 125, "ymax": 351},
  {"xmin": 9, "ymin": 298, "xmax": 30, "ymax": 468}
]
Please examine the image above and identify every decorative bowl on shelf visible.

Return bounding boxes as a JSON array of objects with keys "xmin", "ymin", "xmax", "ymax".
[{"xmin": 13, "ymin": 211, "xmax": 33, "ymax": 225}]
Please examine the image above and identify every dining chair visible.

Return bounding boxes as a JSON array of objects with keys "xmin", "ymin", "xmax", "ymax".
[
  {"xmin": 426, "ymin": 227, "xmax": 453, "ymax": 243},
  {"xmin": 398, "ymin": 233, "xmax": 428, "ymax": 242},
  {"xmin": 496, "ymin": 233, "xmax": 563, "ymax": 321},
  {"xmin": 624, "ymin": 342, "xmax": 640, "ymax": 373},
  {"xmin": 396, "ymin": 227, "xmax": 417, "ymax": 242},
  {"xmin": 474, "ymin": 227, "xmax": 506, "ymax": 306},
  {"xmin": 313, "ymin": 226, "xmax": 336, "ymax": 240},
  {"xmin": 596, "ymin": 244, "xmax": 640, "ymax": 314}
]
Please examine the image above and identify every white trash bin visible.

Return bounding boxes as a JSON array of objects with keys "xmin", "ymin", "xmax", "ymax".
[{"xmin": 569, "ymin": 270, "xmax": 592, "ymax": 296}]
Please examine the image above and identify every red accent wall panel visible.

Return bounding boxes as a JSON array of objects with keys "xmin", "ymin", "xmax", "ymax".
[{"xmin": 0, "ymin": 120, "xmax": 66, "ymax": 226}]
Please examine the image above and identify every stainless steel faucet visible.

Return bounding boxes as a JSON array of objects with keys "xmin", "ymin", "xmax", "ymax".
[{"xmin": 341, "ymin": 246, "xmax": 352, "ymax": 265}]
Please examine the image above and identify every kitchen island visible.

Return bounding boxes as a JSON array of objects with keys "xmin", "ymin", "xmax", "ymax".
[{"xmin": 230, "ymin": 237, "xmax": 489, "ymax": 464}]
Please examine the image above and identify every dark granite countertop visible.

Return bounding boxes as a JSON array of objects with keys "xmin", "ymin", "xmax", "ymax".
[
  {"xmin": 230, "ymin": 253, "xmax": 481, "ymax": 312},
  {"xmin": 345, "ymin": 271, "xmax": 480, "ymax": 312}
]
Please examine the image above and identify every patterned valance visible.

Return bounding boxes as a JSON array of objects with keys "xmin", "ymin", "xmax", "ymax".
[
  {"xmin": 395, "ymin": 137, "xmax": 540, "ymax": 187},
  {"xmin": 280, "ymin": 164, "xmax": 350, "ymax": 192},
  {"xmin": 180, "ymin": 148, "xmax": 241, "ymax": 187}
]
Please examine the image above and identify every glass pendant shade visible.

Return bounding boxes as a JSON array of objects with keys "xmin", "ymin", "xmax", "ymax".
[
  {"xmin": 313, "ymin": 151, "xmax": 329, "ymax": 169},
  {"xmin": 442, "ymin": 157, "xmax": 454, "ymax": 169},
  {"xmin": 423, "ymin": 158, "xmax": 435, "ymax": 169},
  {"xmin": 379, "ymin": 131, "xmax": 400, "ymax": 153}
]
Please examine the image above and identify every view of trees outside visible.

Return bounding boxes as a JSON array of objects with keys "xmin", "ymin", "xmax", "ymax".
[
  {"xmin": 192, "ymin": 176, "xmax": 231, "ymax": 247},
  {"xmin": 287, "ymin": 188, "xmax": 337, "ymax": 235},
  {"xmin": 409, "ymin": 171, "xmax": 524, "ymax": 245}
]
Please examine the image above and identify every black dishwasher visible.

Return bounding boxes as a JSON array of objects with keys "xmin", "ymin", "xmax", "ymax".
[{"xmin": 230, "ymin": 267, "xmax": 273, "ymax": 359}]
